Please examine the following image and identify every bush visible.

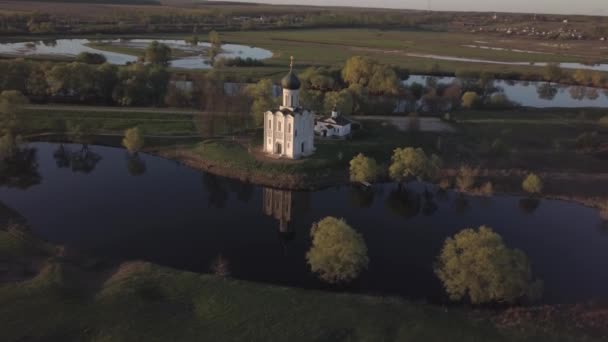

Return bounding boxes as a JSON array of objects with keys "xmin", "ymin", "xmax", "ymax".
[
  {"xmin": 435, "ymin": 226, "xmax": 543, "ymax": 304},
  {"xmin": 461, "ymin": 91, "xmax": 480, "ymax": 109},
  {"xmin": 522, "ymin": 173, "xmax": 543, "ymax": 195},
  {"xmin": 75, "ymin": 52, "xmax": 107, "ymax": 64},
  {"xmin": 306, "ymin": 217, "xmax": 369, "ymax": 284},
  {"xmin": 456, "ymin": 165, "xmax": 479, "ymax": 192},
  {"xmin": 389, "ymin": 147, "xmax": 441, "ymax": 183},
  {"xmin": 479, "ymin": 181, "xmax": 494, "ymax": 196},
  {"xmin": 223, "ymin": 57, "xmax": 265, "ymax": 67},
  {"xmin": 599, "ymin": 116, "xmax": 608, "ymax": 128},
  {"xmin": 349, "ymin": 153, "xmax": 379, "ymax": 183},
  {"xmin": 575, "ymin": 131, "xmax": 600, "ymax": 152},
  {"xmin": 122, "ymin": 127, "xmax": 144, "ymax": 154}
]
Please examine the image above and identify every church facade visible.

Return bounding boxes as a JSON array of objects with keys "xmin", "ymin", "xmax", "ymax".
[{"xmin": 263, "ymin": 58, "xmax": 315, "ymax": 159}]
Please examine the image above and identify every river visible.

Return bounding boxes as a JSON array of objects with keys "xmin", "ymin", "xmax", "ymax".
[{"xmin": 0, "ymin": 142, "xmax": 606, "ymax": 304}]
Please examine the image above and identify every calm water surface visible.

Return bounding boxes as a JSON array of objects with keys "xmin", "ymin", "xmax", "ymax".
[
  {"xmin": 0, "ymin": 143, "xmax": 606, "ymax": 304},
  {"xmin": 0, "ymin": 39, "xmax": 273, "ymax": 69},
  {"xmin": 404, "ymin": 75, "xmax": 608, "ymax": 108}
]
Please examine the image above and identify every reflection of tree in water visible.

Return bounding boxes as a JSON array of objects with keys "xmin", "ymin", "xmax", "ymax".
[
  {"xmin": 519, "ymin": 198, "xmax": 541, "ymax": 214},
  {"xmin": 348, "ymin": 186, "xmax": 374, "ymax": 208},
  {"xmin": 0, "ymin": 147, "xmax": 41, "ymax": 189},
  {"xmin": 586, "ymin": 88, "xmax": 599, "ymax": 100},
  {"xmin": 453, "ymin": 194, "xmax": 470, "ymax": 215},
  {"xmin": 385, "ymin": 188, "xmax": 421, "ymax": 218},
  {"xmin": 126, "ymin": 153, "xmax": 146, "ymax": 176},
  {"xmin": 226, "ymin": 178, "xmax": 253, "ymax": 203},
  {"xmin": 202, "ymin": 173, "xmax": 228, "ymax": 209},
  {"xmin": 53, "ymin": 144, "xmax": 101, "ymax": 174},
  {"xmin": 536, "ymin": 83, "xmax": 558, "ymax": 100},
  {"xmin": 569, "ymin": 86, "xmax": 587, "ymax": 101},
  {"xmin": 422, "ymin": 188, "xmax": 438, "ymax": 216}
]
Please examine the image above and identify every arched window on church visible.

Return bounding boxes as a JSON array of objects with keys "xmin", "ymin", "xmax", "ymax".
[
  {"xmin": 278, "ymin": 121, "xmax": 282, "ymax": 132},
  {"xmin": 268, "ymin": 119, "xmax": 272, "ymax": 130},
  {"xmin": 287, "ymin": 123, "xmax": 292, "ymax": 133}
]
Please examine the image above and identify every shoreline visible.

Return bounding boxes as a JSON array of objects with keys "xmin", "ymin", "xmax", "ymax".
[{"xmin": 152, "ymin": 146, "xmax": 608, "ymax": 211}]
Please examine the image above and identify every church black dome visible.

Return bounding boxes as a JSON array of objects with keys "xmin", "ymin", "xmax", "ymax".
[{"xmin": 281, "ymin": 71, "xmax": 301, "ymax": 90}]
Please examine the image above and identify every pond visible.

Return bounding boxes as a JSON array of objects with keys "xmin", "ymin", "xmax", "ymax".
[
  {"xmin": 403, "ymin": 75, "xmax": 608, "ymax": 108},
  {"xmin": 0, "ymin": 39, "xmax": 273, "ymax": 69},
  {"xmin": 0, "ymin": 142, "xmax": 606, "ymax": 304}
]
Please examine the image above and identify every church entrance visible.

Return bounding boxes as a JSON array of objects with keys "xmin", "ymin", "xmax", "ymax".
[
  {"xmin": 275, "ymin": 142, "xmax": 282, "ymax": 155},
  {"xmin": 301, "ymin": 142, "xmax": 305, "ymax": 153}
]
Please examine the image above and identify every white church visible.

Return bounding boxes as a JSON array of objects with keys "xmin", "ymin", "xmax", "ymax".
[{"xmin": 263, "ymin": 58, "xmax": 315, "ymax": 159}]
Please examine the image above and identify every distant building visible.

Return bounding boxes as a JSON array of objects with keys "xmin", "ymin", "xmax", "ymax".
[
  {"xmin": 315, "ymin": 107, "xmax": 352, "ymax": 138},
  {"xmin": 263, "ymin": 57, "xmax": 315, "ymax": 159}
]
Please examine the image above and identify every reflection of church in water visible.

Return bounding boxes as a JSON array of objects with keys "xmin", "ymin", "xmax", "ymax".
[{"xmin": 263, "ymin": 188, "xmax": 294, "ymax": 242}]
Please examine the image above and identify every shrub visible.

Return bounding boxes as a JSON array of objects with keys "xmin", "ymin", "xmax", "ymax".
[
  {"xmin": 575, "ymin": 131, "xmax": 600, "ymax": 152},
  {"xmin": 75, "ymin": 52, "xmax": 107, "ymax": 64},
  {"xmin": 389, "ymin": 147, "xmax": 442, "ymax": 183},
  {"xmin": 349, "ymin": 153, "xmax": 379, "ymax": 183},
  {"xmin": 479, "ymin": 181, "xmax": 494, "ymax": 196},
  {"xmin": 435, "ymin": 226, "xmax": 543, "ymax": 304},
  {"xmin": 522, "ymin": 173, "xmax": 543, "ymax": 195},
  {"xmin": 599, "ymin": 116, "xmax": 608, "ymax": 128},
  {"xmin": 122, "ymin": 127, "xmax": 144, "ymax": 154},
  {"xmin": 461, "ymin": 91, "xmax": 480, "ymax": 109},
  {"xmin": 306, "ymin": 217, "xmax": 369, "ymax": 284},
  {"xmin": 456, "ymin": 165, "xmax": 479, "ymax": 192}
]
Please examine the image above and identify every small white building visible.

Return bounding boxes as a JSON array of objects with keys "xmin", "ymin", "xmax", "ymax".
[
  {"xmin": 263, "ymin": 58, "xmax": 315, "ymax": 159},
  {"xmin": 315, "ymin": 107, "xmax": 352, "ymax": 138}
]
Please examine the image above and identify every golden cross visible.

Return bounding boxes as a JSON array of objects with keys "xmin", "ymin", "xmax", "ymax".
[{"xmin": 290, "ymin": 56, "xmax": 294, "ymax": 71}]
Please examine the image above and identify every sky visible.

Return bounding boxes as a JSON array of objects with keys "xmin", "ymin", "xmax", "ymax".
[{"xmin": 218, "ymin": 0, "xmax": 606, "ymax": 16}]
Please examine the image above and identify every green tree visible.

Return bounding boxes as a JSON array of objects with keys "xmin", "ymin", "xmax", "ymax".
[
  {"xmin": 461, "ymin": 91, "xmax": 480, "ymax": 109},
  {"xmin": 122, "ymin": 127, "xmax": 144, "ymax": 154},
  {"xmin": 455, "ymin": 165, "xmax": 479, "ymax": 192},
  {"xmin": 323, "ymin": 89, "xmax": 354, "ymax": 115},
  {"xmin": 349, "ymin": 153, "xmax": 378, "ymax": 183},
  {"xmin": 144, "ymin": 41, "xmax": 172, "ymax": 66},
  {"xmin": 388, "ymin": 147, "xmax": 441, "ymax": 183},
  {"xmin": 522, "ymin": 173, "xmax": 543, "ymax": 195},
  {"xmin": 342, "ymin": 56, "xmax": 399, "ymax": 95},
  {"xmin": 543, "ymin": 63, "xmax": 563, "ymax": 82},
  {"xmin": 76, "ymin": 52, "xmax": 107, "ymax": 64},
  {"xmin": 0, "ymin": 90, "xmax": 29, "ymax": 136},
  {"xmin": 435, "ymin": 226, "xmax": 542, "ymax": 304},
  {"xmin": 208, "ymin": 30, "xmax": 222, "ymax": 64},
  {"xmin": 246, "ymin": 78, "xmax": 276, "ymax": 126},
  {"xmin": 306, "ymin": 217, "xmax": 369, "ymax": 284}
]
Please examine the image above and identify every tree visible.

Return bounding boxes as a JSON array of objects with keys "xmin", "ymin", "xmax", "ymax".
[
  {"xmin": 342, "ymin": 56, "xmax": 399, "ymax": 95},
  {"xmin": 435, "ymin": 226, "xmax": 542, "ymax": 304},
  {"xmin": 76, "ymin": 52, "xmax": 107, "ymax": 65},
  {"xmin": 0, "ymin": 90, "xmax": 28, "ymax": 135},
  {"xmin": 522, "ymin": 173, "xmax": 543, "ymax": 195},
  {"xmin": 122, "ymin": 127, "xmax": 144, "ymax": 154},
  {"xmin": 323, "ymin": 89, "xmax": 354, "ymax": 115},
  {"xmin": 461, "ymin": 91, "xmax": 480, "ymax": 109},
  {"xmin": 208, "ymin": 30, "xmax": 222, "ymax": 64},
  {"xmin": 388, "ymin": 147, "xmax": 441, "ymax": 183},
  {"xmin": 306, "ymin": 217, "xmax": 369, "ymax": 284},
  {"xmin": 456, "ymin": 165, "xmax": 479, "ymax": 192},
  {"xmin": 246, "ymin": 78, "xmax": 276, "ymax": 126},
  {"xmin": 543, "ymin": 63, "xmax": 563, "ymax": 82},
  {"xmin": 349, "ymin": 153, "xmax": 378, "ymax": 183},
  {"xmin": 144, "ymin": 41, "xmax": 172, "ymax": 66}
]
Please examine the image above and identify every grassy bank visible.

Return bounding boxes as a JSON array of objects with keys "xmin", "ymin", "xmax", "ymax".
[{"xmin": 0, "ymin": 224, "xmax": 604, "ymax": 342}]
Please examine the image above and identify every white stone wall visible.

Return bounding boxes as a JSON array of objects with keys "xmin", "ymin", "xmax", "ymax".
[{"xmin": 264, "ymin": 110, "xmax": 314, "ymax": 159}]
